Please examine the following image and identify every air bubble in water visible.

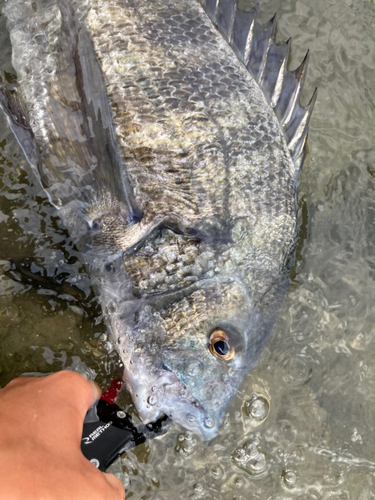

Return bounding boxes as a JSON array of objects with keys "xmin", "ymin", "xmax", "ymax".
[
  {"xmin": 245, "ymin": 394, "xmax": 269, "ymax": 421},
  {"xmin": 234, "ymin": 477, "xmax": 243, "ymax": 488},
  {"xmin": 148, "ymin": 395, "xmax": 158, "ymax": 406},
  {"xmin": 211, "ymin": 465, "xmax": 222, "ymax": 478},
  {"xmin": 282, "ymin": 469, "xmax": 297, "ymax": 487},
  {"xmin": 203, "ymin": 416, "xmax": 215, "ymax": 429},
  {"xmin": 99, "ymin": 341, "xmax": 113, "ymax": 354},
  {"xmin": 175, "ymin": 431, "xmax": 198, "ymax": 457},
  {"xmin": 283, "ymin": 356, "xmax": 311, "ymax": 386},
  {"xmin": 231, "ymin": 438, "xmax": 267, "ymax": 477}
]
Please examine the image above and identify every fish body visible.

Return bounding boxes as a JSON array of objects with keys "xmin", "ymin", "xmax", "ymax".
[{"xmin": 0, "ymin": 0, "xmax": 315, "ymax": 439}]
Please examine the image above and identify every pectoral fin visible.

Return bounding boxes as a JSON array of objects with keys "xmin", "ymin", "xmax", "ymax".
[{"xmin": 0, "ymin": 87, "xmax": 39, "ymax": 168}]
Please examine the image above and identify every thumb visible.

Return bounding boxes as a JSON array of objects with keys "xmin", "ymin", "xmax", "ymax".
[{"xmin": 103, "ymin": 472, "xmax": 126, "ymax": 499}]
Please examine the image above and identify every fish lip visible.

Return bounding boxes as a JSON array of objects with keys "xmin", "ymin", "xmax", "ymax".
[{"xmin": 123, "ymin": 364, "xmax": 221, "ymax": 441}]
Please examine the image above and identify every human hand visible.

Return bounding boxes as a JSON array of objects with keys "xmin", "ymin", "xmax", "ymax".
[{"xmin": 0, "ymin": 371, "xmax": 125, "ymax": 500}]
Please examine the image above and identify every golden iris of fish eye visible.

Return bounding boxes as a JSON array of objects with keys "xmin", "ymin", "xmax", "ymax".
[{"xmin": 209, "ymin": 329, "xmax": 235, "ymax": 361}]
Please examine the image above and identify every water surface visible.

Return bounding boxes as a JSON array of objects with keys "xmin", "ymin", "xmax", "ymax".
[{"xmin": 0, "ymin": 0, "xmax": 375, "ymax": 498}]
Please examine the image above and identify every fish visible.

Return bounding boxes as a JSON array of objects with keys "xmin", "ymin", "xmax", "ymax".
[{"xmin": 0, "ymin": 0, "xmax": 316, "ymax": 440}]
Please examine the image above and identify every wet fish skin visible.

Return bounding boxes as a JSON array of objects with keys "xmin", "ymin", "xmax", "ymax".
[
  {"xmin": 84, "ymin": 0, "xmax": 297, "ymax": 257},
  {"xmin": 0, "ymin": 0, "xmax": 314, "ymax": 439},
  {"xmin": 81, "ymin": 0, "xmax": 299, "ymax": 439}
]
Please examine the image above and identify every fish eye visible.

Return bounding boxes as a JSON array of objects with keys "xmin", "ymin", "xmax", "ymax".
[{"xmin": 209, "ymin": 328, "xmax": 235, "ymax": 361}]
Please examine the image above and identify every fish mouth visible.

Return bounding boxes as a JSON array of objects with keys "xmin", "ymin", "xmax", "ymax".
[{"xmin": 123, "ymin": 364, "xmax": 221, "ymax": 441}]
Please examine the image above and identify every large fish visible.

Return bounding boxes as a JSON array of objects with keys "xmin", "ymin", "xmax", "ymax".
[{"xmin": 0, "ymin": 0, "xmax": 316, "ymax": 439}]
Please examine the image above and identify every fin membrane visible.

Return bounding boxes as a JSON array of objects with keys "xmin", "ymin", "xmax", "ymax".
[
  {"xmin": 199, "ymin": 0, "xmax": 317, "ymax": 170},
  {"xmin": 0, "ymin": 87, "xmax": 39, "ymax": 168}
]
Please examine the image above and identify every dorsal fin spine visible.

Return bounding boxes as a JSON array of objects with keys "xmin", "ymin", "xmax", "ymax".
[
  {"xmin": 269, "ymin": 38, "xmax": 291, "ymax": 108},
  {"xmin": 247, "ymin": 14, "xmax": 276, "ymax": 81},
  {"xmin": 217, "ymin": 0, "xmax": 237, "ymax": 42},
  {"xmin": 257, "ymin": 14, "xmax": 277, "ymax": 87},
  {"xmin": 244, "ymin": 14, "xmax": 257, "ymax": 66},
  {"xmin": 204, "ymin": 0, "xmax": 218, "ymax": 22},
  {"xmin": 281, "ymin": 50, "xmax": 310, "ymax": 127},
  {"xmin": 288, "ymin": 88, "xmax": 317, "ymax": 158},
  {"xmin": 231, "ymin": 3, "xmax": 259, "ymax": 64},
  {"xmin": 200, "ymin": 0, "xmax": 317, "ymax": 170}
]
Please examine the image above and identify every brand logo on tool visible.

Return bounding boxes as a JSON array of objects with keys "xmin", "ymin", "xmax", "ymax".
[{"xmin": 82, "ymin": 421, "xmax": 113, "ymax": 444}]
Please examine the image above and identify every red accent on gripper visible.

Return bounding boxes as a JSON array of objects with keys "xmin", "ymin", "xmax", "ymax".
[{"xmin": 100, "ymin": 378, "xmax": 123, "ymax": 404}]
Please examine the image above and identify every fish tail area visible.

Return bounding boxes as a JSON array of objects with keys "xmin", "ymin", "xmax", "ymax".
[
  {"xmin": 199, "ymin": 0, "xmax": 317, "ymax": 173},
  {"xmin": 1, "ymin": 0, "xmax": 141, "ymax": 249}
]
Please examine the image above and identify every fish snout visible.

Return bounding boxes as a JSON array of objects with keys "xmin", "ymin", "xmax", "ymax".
[{"xmin": 126, "ymin": 367, "xmax": 221, "ymax": 441}]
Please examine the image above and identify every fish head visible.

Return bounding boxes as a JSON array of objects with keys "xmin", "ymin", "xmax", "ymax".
[{"xmin": 112, "ymin": 274, "xmax": 287, "ymax": 441}]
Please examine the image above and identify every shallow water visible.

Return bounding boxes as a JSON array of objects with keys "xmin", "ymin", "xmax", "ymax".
[{"xmin": 0, "ymin": 0, "xmax": 375, "ymax": 498}]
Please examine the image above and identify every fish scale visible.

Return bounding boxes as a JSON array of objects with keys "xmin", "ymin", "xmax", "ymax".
[
  {"xmin": 0, "ymin": 0, "xmax": 316, "ymax": 439},
  {"xmin": 82, "ymin": 0, "xmax": 297, "ymax": 286}
]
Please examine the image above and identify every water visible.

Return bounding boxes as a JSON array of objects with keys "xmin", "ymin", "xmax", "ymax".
[{"xmin": 0, "ymin": 0, "xmax": 375, "ymax": 498}]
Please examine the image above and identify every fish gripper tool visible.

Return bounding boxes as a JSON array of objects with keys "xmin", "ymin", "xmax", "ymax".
[{"xmin": 81, "ymin": 379, "xmax": 170, "ymax": 471}]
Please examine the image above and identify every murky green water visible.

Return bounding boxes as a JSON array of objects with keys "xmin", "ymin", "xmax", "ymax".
[{"xmin": 0, "ymin": 0, "xmax": 375, "ymax": 498}]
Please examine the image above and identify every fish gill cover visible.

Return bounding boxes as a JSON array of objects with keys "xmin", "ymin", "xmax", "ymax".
[{"xmin": 0, "ymin": 0, "xmax": 315, "ymax": 440}]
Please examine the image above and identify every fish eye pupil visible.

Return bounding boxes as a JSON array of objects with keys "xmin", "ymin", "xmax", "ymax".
[
  {"xmin": 214, "ymin": 340, "xmax": 229, "ymax": 356},
  {"xmin": 209, "ymin": 328, "xmax": 235, "ymax": 360}
]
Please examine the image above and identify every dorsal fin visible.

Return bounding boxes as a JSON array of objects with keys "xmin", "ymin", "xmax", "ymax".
[{"xmin": 199, "ymin": 0, "xmax": 317, "ymax": 171}]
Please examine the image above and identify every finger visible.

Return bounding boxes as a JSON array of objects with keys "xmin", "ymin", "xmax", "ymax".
[
  {"xmin": 4, "ymin": 373, "xmax": 102, "ymax": 417},
  {"xmin": 43, "ymin": 371, "xmax": 102, "ymax": 417},
  {"xmin": 103, "ymin": 472, "xmax": 126, "ymax": 500},
  {"xmin": 88, "ymin": 380, "xmax": 102, "ymax": 408},
  {"xmin": 3, "ymin": 376, "xmax": 37, "ymax": 390}
]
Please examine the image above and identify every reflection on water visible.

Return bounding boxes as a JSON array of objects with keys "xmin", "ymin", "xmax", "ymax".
[{"xmin": 0, "ymin": 0, "xmax": 375, "ymax": 497}]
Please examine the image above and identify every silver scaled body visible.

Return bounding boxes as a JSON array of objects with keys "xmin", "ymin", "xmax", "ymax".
[{"xmin": 0, "ymin": 0, "xmax": 315, "ymax": 439}]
